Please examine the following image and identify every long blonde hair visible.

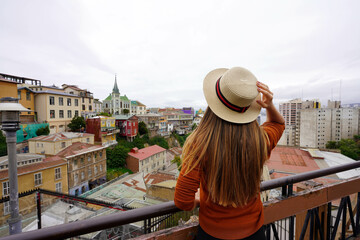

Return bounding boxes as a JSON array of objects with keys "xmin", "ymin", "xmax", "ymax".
[{"xmin": 182, "ymin": 107, "xmax": 268, "ymax": 207}]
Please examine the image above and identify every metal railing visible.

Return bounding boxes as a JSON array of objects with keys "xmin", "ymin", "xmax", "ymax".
[{"xmin": 1, "ymin": 161, "xmax": 360, "ymax": 240}]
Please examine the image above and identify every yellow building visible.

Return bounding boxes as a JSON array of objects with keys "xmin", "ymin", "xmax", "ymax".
[
  {"xmin": 28, "ymin": 132, "xmax": 95, "ymax": 155},
  {"xmin": 86, "ymin": 116, "xmax": 118, "ymax": 147},
  {"xmin": 0, "ymin": 77, "xmax": 18, "ymax": 99},
  {"xmin": 34, "ymin": 91, "xmax": 82, "ymax": 133},
  {"xmin": 17, "ymin": 87, "xmax": 35, "ymax": 123},
  {"xmin": 0, "ymin": 154, "xmax": 68, "ymax": 225},
  {"xmin": 62, "ymin": 84, "xmax": 94, "ymax": 116}
]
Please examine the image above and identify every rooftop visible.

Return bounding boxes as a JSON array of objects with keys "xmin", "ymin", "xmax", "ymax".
[
  {"xmin": 56, "ymin": 142, "xmax": 105, "ymax": 158},
  {"xmin": 29, "ymin": 132, "xmax": 93, "ymax": 142},
  {"xmin": 128, "ymin": 145, "xmax": 166, "ymax": 161}
]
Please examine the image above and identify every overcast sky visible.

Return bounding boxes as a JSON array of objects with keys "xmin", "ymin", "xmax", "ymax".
[{"xmin": 1, "ymin": 0, "xmax": 359, "ymax": 110}]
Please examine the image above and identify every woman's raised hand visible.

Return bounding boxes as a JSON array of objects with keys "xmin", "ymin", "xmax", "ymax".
[{"xmin": 256, "ymin": 81, "xmax": 274, "ymax": 109}]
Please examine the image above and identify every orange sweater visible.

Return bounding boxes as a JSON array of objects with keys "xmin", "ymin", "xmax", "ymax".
[{"xmin": 174, "ymin": 121, "xmax": 285, "ymax": 239}]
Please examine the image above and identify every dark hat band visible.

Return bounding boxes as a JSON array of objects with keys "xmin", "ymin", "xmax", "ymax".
[{"xmin": 215, "ymin": 77, "xmax": 250, "ymax": 113}]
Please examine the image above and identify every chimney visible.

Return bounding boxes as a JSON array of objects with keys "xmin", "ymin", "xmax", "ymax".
[{"xmin": 131, "ymin": 147, "xmax": 139, "ymax": 153}]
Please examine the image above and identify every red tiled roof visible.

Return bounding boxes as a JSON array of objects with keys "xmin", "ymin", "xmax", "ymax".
[
  {"xmin": 0, "ymin": 156, "xmax": 66, "ymax": 180},
  {"xmin": 144, "ymin": 172, "xmax": 176, "ymax": 185},
  {"xmin": 168, "ymin": 147, "xmax": 182, "ymax": 156},
  {"xmin": 56, "ymin": 142, "xmax": 104, "ymax": 158},
  {"xmin": 128, "ymin": 145, "xmax": 166, "ymax": 161}
]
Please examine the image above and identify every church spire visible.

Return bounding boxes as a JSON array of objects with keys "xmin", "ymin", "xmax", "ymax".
[{"xmin": 113, "ymin": 74, "xmax": 120, "ymax": 94}]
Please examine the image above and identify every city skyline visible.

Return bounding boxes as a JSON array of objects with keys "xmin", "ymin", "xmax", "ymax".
[{"xmin": 1, "ymin": 0, "xmax": 360, "ymax": 109}]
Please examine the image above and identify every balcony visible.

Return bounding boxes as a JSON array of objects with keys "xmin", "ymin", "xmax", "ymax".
[{"xmin": 1, "ymin": 161, "xmax": 360, "ymax": 240}]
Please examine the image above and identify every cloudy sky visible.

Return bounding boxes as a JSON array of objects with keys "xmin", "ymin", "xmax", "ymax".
[{"xmin": 1, "ymin": 0, "xmax": 359, "ymax": 109}]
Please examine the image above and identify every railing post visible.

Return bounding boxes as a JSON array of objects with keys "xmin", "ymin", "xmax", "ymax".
[
  {"xmin": 36, "ymin": 191, "xmax": 41, "ymax": 229},
  {"xmin": 327, "ymin": 202, "xmax": 331, "ymax": 240},
  {"xmin": 356, "ymin": 193, "xmax": 360, "ymax": 236}
]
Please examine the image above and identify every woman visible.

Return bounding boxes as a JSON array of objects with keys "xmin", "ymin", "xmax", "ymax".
[{"xmin": 174, "ymin": 67, "xmax": 285, "ymax": 240}]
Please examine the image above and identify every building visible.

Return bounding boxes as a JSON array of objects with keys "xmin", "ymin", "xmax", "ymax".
[
  {"xmin": 28, "ymin": 132, "xmax": 94, "ymax": 155},
  {"xmin": 102, "ymin": 76, "xmax": 132, "ymax": 115},
  {"xmin": 0, "ymin": 154, "xmax": 68, "ymax": 225},
  {"xmin": 137, "ymin": 113, "xmax": 161, "ymax": 137},
  {"xmin": 34, "ymin": 90, "xmax": 82, "ymax": 134},
  {"xmin": 86, "ymin": 116, "xmax": 118, "ymax": 147},
  {"xmin": 300, "ymin": 106, "xmax": 359, "ymax": 148},
  {"xmin": 126, "ymin": 145, "xmax": 167, "ymax": 174},
  {"xmin": 17, "ymin": 87, "xmax": 36, "ymax": 123},
  {"xmin": 0, "ymin": 76, "xmax": 18, "ymax": 99},
  {"xmin": 94, "ymin": 99, "xmax": 103, "ymax": 113},
  {"xmin": 158, "ymin": 116, "xmax": 168, "ymax": 136},
  {"xmin": 131, "ymin": 101, "xmax": 147, "ymax": 115},
  {"xmin": 62, "ymin": 84, "xmax": 94, "ymax": 116},
  {"xmin": 278, "ymin": 98, "xmax": 321, "ymax": 146},
  {"xmin": 115, "ymin": 115, "xmax": 139, "ymax": 141},
  {"xmin": 56, "ymin": 142, "xmax": 107, "ymax": 195}
]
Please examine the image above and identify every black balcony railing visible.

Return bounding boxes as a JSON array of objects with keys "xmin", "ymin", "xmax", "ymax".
[{"xmin": 1, "ymin": 161, "xmax": 360, "ymax": 240}]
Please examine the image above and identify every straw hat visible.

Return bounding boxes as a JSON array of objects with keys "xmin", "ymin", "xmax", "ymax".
[{"xmin": 203, "ymin": 67, "xmax": 261, "ymax": 124}]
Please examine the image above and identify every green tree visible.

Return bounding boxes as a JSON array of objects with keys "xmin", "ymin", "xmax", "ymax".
[
  {"xmin": 191, "ymin": 123, "xmax": 197, "ymax": 130},
  {"xmin": 338, "ymin": 139, "xmax": 360, "ymax": 160},
  {"xmin": 0, "ymin": 131, "xmax": 7, "ymax": 157},
  {"xmin": 149, "ymin": 136, "xmax": 169, "ymax": 149},
  {"xmin": 97, "ymin": 112, "xmax": 112, "ymax": 117},
  {"xmin": 36, "ymin": 126, "xmax": 50, "ymax": 136},
  {"xmin": 123, "ymin": 109, "xmax": 130, "ymax": 114},
  {"xmin": 138, "ymin": 121, "xmax": 148, "ymax": 135},
  {"xmin": 106, "ymin": 145, "xmax": 129, "ymax": 168},
  {"xmin": 326, "ymin": 141, "xmax": 338, "ymax": 149},
  {"xmin": 68, "ymin": 116, "xmax": 86, "ymax": 132}
]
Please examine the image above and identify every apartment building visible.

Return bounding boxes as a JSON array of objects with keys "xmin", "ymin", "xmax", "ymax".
[
  {"xmin": 56, "ymin": 142, "xmax": 107, "ymax": 196},
  {"xmin": 300, "ymin": 105, "xmax": 359, "ymax": 148},
  {"xmin": 0, "ymin": 154, "xmax": 68, "ymax": 224},
  {"xmin": 86, "ymin": 116, "xmax": 118, "ymax": 147},
  {"xmin": 62, "ymin": 84, "xmax": 94, "ymax": 115},
  {"xmin": 34, "ymin": 91, "xmax": 82, "ymax": 133},
  {"xmin": 131, "ymin": 101, "xmax": 147, "ymax": 115},
  {"xmin": 126, "ymin": 145, "xmax": 167, "ymax": 174},
  {"xmin": 28, "ymin": 132, "xmax": 94, "ymax": 155},
  {"xmin": 278, "ymin": 99, "xmax": 320, "ymax": 146},
  {"xmin": 115, "ymin": 115, "xmax": 138, "ymax": 141},
  {"xmin": 137, "ymin": 113, "xmax": 161, "ymax": 137},
  {"xmin": 94, "ymin": 99, "xmax": 103, "ymax": 113}
]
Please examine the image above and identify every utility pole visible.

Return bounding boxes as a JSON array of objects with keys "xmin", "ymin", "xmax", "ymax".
[{"xmin": 0, "ymin": 97, "xmax": 30, "ymax": 235}]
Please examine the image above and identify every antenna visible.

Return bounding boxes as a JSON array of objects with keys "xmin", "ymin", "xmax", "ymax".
[{"xmin": 339, "ymin": 79, "xmax": 342, "ymax": 102}]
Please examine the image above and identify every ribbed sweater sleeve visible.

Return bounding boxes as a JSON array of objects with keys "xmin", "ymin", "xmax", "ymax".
[
  {"xmin": 174, "ymin": 165, "xmax": 201, "ymax": 211},
  {"xmin": 261, "ymin": 121, "xmax": 285, "ymax": 155}
]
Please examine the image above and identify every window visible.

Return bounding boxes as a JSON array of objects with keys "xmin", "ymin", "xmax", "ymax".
[
  {"xmin": 2, "ymin": 181, "xmax": 9, "ymax": 196},
  {"xmin": 50, "ymin": 110, "xmax": 55, "ymax": 119},
  {"xmin": 89, "ymin": 105, "xmax": 92, "ymax": 111},
  {"xmin": 99, "ymin": 152, "xmax": 103, "ymax": 157},
  {"xmin": 100, "ymin": 165, "xmax": 103, "ymax": 172},
  {"xmin": 94, "ymin": 153, "xmax": 97, "ymax": 160},
  {"xmin": 89, "ymin": 98, "xmax": 91, "ymax": 104},
  {"xmin": 59, "ymin": 110, "xmax": 64, "ymax": 118},
  {"xmin": 87, "ymin": 138, "xmax": 90, "ymax": 143},
  {"xmin": 81, "ymin": 158, "xmax": 84, "ymax": 164},
  {"xmin": 55, "ymin": 168, "xmax": 61, "ymax": 180},
  {"xmin": 133, "ymin": 122, "xmax": 135, "ymax": 126},
  {"xmin": 134, "ymin": 129, "xmax": 137, "ymax": 134},
  {"xmin": 75, "ymin": 99, "xmax": 79, "ymax": 106},
  {"xmin": 82, "ymin": 97, "xmax": 84, "ymax": 103},
  {"xmin": 75, "ymin": 110, "xmax": 79, "ymax": 117},
  {"xmin": 82, "ymin": 105, "xmax": 85, "ymax": 111},
  {"xmin": 88, "ymin": 156, "xmax": 91, "ymax": 162},
  {"xmin": 67, "ymin": 98, "xmax": 71, "ymax": 106},
  {"xmin": 34, "ymin": 173, "xmax": 42, "ymax": 186},
  {"xmin": 81, "ymin": 171, "xmax": 85, "ymax": 180},
  {"xmin": 67, "ymin": 110, "xmax": 72, "ymax": 118},
  {"xmin": 18, "ymin": 90, "xmax": 21, "ymax": 99},
  {"xmin": 128, "ymin": 129, "xmax": 130, "ymax": 134},
  {"xmin": 49, "ymin": 96, "xmax": 55, "ymax": 105},
  {"xmin": 26, "ymin": 91, "xmax": 31, "ymax": 101},
  {"xmin": 3, "ymin": 202, "xmax": 10, "ymax": 215},
  {"xmin": 74, "ymin": 173, "xmax": 78, "ymax": 184},
  {"xmin": 55, "ymin": 182, "xmax": 62, "ymax": 193},
  {"xmin": 94, "ymin": 166, "xmax": 98, "ymax": 175},
  {"xmin": 59, "ymin": 97, "xmax": 63, "ymax": 106},
  {"xmin": 74, "ymin": 159, "xmax": 78, "ymax": 166},
  {"xmin": 88, "ymin": 167, "xmax": 92, "ymax": 177}
]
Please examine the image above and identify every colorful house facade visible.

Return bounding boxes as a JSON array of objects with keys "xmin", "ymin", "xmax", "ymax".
[
  {"xmin": 86, "ymin": 116, "xmax": 118, "ymax": 147},
  {"xmin": 115, "ymin": 115, "xmax": 139, "ymax": 141}
]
